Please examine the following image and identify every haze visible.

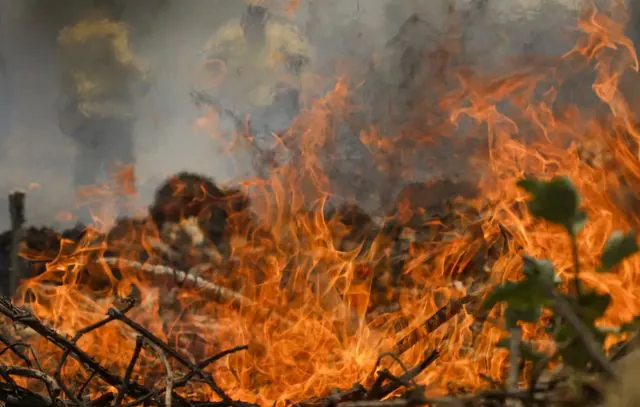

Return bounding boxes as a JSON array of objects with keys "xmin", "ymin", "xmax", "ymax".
[{"xmin": 0, "ymin": 0, "xmax": 618, "ymax": 229}]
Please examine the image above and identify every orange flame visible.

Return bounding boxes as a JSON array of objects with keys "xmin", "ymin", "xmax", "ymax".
[{"xmin": 4, "ymin": 1, "xmax": 640, "ymax": 405}]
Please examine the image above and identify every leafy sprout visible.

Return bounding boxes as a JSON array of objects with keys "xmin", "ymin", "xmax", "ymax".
[{"xmin": 483, "ymin": 176, "xmax": 640, "ymax": 373}]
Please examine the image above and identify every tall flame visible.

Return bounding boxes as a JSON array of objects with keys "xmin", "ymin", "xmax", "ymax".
[{"xmin": 4, "ymin": 1, "xmax": 640, "ymax": 405}]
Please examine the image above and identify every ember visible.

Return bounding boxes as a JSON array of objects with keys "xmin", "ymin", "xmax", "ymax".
[{"xmin": 2, "ymin": 1, "xmax": 640, "ymax": 407}]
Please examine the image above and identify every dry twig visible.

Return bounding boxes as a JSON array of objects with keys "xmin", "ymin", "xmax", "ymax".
[
  {"xmin": 103, "ymin": 257, "xmax": 251, "ymax": 307},
  {"xmin": 114, "ymin": 335, "xmax": 145, "ymax": 407},
  {"xmin": 146, "ymin": 342, "xmax": 174, "ymax": 407},
  {"xmin": 0, "ymin": 364, "xmax": 61, "ymax": 403}
]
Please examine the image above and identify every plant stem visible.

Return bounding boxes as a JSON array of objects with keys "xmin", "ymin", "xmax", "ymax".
[
  {"xmin": 548, "ymin": 290, "xmax": 618, "ymax": 381},
  {"xmin": 508, "ymin": 327, "xmax": 521, "ymax": 393},
  {"xmin": 569, "ymin": 232, "xmax": 581, "ymax": 300}
]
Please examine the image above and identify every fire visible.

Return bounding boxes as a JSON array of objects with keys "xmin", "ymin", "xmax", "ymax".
[
  {"xmin": 283, "ymin": 0, "xmax": 301, "ymax": 17},
  {"xmin": 3, "ymin": 1, "xmax": 640, "ymax": 405}
]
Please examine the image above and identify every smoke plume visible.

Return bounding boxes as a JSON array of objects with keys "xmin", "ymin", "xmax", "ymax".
[{"xmin": 0, "ymin": 0, "xmax": 627, "ymax": 228}]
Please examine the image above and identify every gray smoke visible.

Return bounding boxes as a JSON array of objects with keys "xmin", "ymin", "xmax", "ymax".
[
  {"xmin": 0, "ymin": 0, "xmax": 246, "ymax": 229},
  {"xmin": 283, "ymin": 0, "xmax": 588, "ymax": 212},
  {"xmin": 0, "ymin": 0, "xmax": 629, "ymax": 229}
]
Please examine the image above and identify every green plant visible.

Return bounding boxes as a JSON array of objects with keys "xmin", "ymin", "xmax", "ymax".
[{"xmin": 484, "ymin": 175, "xmax": 640, "ymax": 378}]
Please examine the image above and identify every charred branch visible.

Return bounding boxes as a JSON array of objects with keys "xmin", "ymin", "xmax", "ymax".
[
  {"xmin": 106, "ymin": 306, "xmax": 240, "ymax": 406},
  {"xmin": 0, "ymin": 297, "xmax": 153, "ymax": 400},
  {"xmin": 113, "ymin": 336, "xmax": 143, "ymax": 406},
  {"xmin": 0, "ymin": 331, "xmax": 41, "ymax": 369},
  {"xmin": 0, "ymin": 365, "xmax": 61, "ymax": 402},
  {"xmin": 0, "ymin": 296, "xmax": 255, "ymax": 407}
]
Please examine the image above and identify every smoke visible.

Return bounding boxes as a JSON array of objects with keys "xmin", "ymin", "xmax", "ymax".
[
  {"xmin": 280, "ymin": 0, "xmax": 588, "ymax": 211},
  {"xmin": 0, "ymin": 0, "xmax": 246, "ymax": 229},
  {"xmin": 127, "ymin": 0, "xmax": 248, "ymax": 209},
  {"xmin": 0, "ymin": 0, "xmax": 629, "ymax": 229}
]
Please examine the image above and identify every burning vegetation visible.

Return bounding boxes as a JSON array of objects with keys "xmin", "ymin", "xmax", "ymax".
[{"xmin": 3, "ymin": 1, "xmax": 640, "ymax": 406}]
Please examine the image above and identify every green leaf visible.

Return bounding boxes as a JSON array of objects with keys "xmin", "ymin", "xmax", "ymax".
[
  {"xmin": 517, "ymin": 176, "xmax": 585, "ymax": 232},
  {"xmin": 496, "ymin": 338, "xmax": 547, "ymax": 363},
  {"xmin": 483, "ymin": 281, "xmax": 545, "ymax": 329},
  {"xmin": 571, "ymin": 210, "xmax": 588, "ymax": 235},
  {"xmin": 599, "ymin": 230, "xmax": 639, "ymax": 272},
  {"xmin": 620, "ymin": 316, "xmax": 640, "ymax": 332},
  {"xmin": 482, "ymin": 282, "xmax": 524, "ymax": 310},
  {"xmin": 553, "ymin": 287, "xmax": 611, "ymax": 370},
  {"xmin": 556, "ymin": 322, "xmax": 606, "ymax": 370},
  {"xmin": 516, "ymin": 178, "xmax": 543, "ymax": 195},
  {"xmin": 505, "ymin": 305, "xmax": 542, "ymax": 328},
  {"xmin": 522, "ymin": 256, "xmax": 561, "ymax": 287},
  {"xmin": 483, "ymin": 255, "xmax": 558, "ymax": 329},
  {"xmin": 496, "ymin": 338, "xmax": 509, "ymax": 349},
  {"xmin": 576, "ymin": 290, "xmax": 611, "ymax": 324},
  {"xmin": 483, "ymin": 278, "xmax": 549, "ymax": 309}
]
